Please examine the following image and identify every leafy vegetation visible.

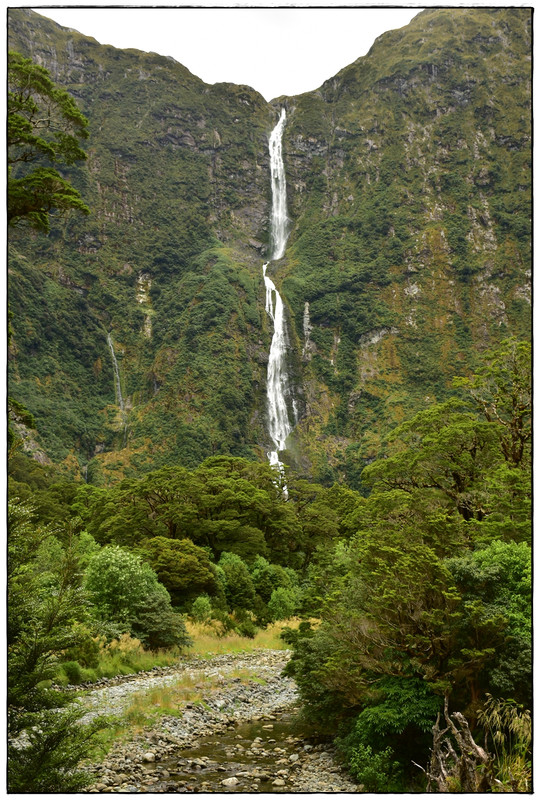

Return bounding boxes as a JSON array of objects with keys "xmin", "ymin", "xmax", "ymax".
[
  {"xmin": 8, "ymin": 50, "xmax": 90, "ymax": 231},
  {"xmin": 6, "ymin": 6, "xmax": 531, "ymax": 793},
  {"xmin": 282, "ymin": 340, "xmax": 531, "ymax": 790}
]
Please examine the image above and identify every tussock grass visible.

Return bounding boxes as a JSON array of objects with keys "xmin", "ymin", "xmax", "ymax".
[
  {"xmin": 56, "ymin": 634, "xmax": 182, "ymax": 685},
  {"xmin": 184, "ymin": 618, "xmax": 300, "ymax": 657}
]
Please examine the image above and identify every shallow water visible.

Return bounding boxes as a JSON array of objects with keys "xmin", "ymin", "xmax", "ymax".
[{"xmin": 150, "ymin": 707, "xmax": 314, "ymax": 792}]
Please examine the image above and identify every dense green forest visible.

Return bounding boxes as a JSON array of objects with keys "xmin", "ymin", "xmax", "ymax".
[{"xmin": 7, "ymin": 6, "xmax": 531, "ymax": 794}]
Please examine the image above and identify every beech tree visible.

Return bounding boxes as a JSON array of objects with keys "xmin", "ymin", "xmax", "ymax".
[{"xmin": 8, "ymin": 51, "xmax": 89, "ymax": 231}]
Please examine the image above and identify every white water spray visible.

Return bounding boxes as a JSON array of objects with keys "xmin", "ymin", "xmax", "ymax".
[
  {"xmin": 263, "ymin": 109, "xmax": 294, "ymax": 472},
  {"xmin": 269, "ymin": 108, "xmax": 289, "ymax": 260}
]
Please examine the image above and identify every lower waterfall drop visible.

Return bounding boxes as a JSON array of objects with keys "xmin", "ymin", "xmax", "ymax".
[{"xmin": 263, "ymin": 263, "xmax": 293, "ymax": 469}]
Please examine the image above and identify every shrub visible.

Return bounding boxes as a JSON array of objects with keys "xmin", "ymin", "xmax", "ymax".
[
  {"xmin": 191, "ymin": 594, "xmax": 212, "ymax": 622},
  {"xmin": 236, "ymin": 619, "xmax": 258, "ymax": 639},
  {"xmin": 61, "ymin": 660, "xmax": 83, "ymax": 685},
  {"xmin": 218, "ymin": 552, "xmax": 256, "ymax": 611},
  {"xmin": 348, "ymin": 743, "xmax": 402, "ymax": 792},
  {"xmin": 131, "ymin": 590, "xmax": 192, "ymax": 650},
  {"xmin": 268, "ymin": 587, "xmax": 298, "ymax": 621},
  {"xmin": 84, "ymin": 546, "xmax": 165, "ymax": 625},
  {"xmin": 63, "ymin": 628, "xmax": 101, "ymax": 668}
]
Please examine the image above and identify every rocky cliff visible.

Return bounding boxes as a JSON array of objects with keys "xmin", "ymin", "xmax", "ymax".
[{"xmin": 8, "ymin": 8, "xmax": 531, "ymax": 486}]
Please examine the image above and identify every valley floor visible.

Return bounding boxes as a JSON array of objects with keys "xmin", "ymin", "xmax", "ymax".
[{"xmin": 80, "ymin": 649, "xmax": 360, "ymax": 793}]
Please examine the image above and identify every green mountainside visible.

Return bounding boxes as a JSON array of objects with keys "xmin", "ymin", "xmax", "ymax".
[{"xmin": 8, "ymin": 7, "xmax": 531, "ymax": 486}]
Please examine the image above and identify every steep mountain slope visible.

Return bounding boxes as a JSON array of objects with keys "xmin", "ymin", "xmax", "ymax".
[
  {"xmin": 8, "ymin": 8, "xmax": 276, "ymax": 480},
  {"xmin": 8, "ymin": 8, "xmax": 531, "ymax": 486},
  {"xmin": 279, "ymin": 7, "xmax": 531, "ymax": 482}
]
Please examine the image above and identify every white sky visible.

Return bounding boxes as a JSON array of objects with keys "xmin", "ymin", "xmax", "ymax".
[{"xmin": 24, "ymin": 5, "xmax": 427, "ymax": 101}]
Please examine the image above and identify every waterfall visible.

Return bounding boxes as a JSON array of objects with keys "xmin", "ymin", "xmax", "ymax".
[
  {"xmin": 263, "ymin": 264, "xmax": 293, "ymax": 468},
  {"xmin": 269, "ymin": 108, "xmax": 289, "ymax": 260},
  {"xmin": 107, "ymin": 333, "xmax": 128, "ymax": 446},
  {"xmin": 107, "ymin": 333, "xmax": 125, "ymax": 412},
  {"xmin": 264, "ymin": 109, "xmax": 294, "ymax": 473}
]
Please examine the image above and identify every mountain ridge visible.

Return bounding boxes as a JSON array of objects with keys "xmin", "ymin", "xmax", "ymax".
[{"xmin": 8, "ymin": 7, "xmax": 531, "ymax": 487}]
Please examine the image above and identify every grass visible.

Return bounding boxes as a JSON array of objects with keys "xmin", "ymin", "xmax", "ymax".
[
  {"xmin": 183, "ymin": 618, "xmax": 299, "ymax": 658},
  {"xmin": 56, "ymin": 634, "xmax": 183, "ymax": 686},
  {"xmin": 59, "ymin": 619, "xmax": 300, "ymax": 685}
]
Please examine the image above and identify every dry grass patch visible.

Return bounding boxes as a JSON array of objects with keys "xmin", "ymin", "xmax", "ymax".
[{"xmin": 184, "ymin": 618, "xmax": 301, "ymax": 657}]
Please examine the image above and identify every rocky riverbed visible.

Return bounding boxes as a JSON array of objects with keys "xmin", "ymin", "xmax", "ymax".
[{"xmin": 79, "ymin": 650, "xmax": 360, "ymax": 793}]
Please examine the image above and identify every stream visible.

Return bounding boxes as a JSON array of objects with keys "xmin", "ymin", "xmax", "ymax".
[{"xmin": 82, "ymin": 650, "xmax": 360, "ymax": 793}]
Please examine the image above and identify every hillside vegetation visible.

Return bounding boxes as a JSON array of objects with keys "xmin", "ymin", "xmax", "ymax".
[
  {"xmin": 7, "ymin": 7, "xmax": 531, "ymax": 793},
  {"xmin": 8, "ymin": 7, "xmax": 530, "ymax": 483}
]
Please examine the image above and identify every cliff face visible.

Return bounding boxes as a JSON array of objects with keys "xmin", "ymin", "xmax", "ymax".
[
  {"xmin": 8, "ymin": 8, "xmax": 531, "ymax": 485},
  {"xmin": 277, "ymin": 7, "xmax": 531, "ymax": 481}
]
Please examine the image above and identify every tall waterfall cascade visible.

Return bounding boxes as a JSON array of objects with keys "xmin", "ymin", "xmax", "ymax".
[{"xmin": 263, "ymin": 109, "xmax": 295, "ymax": 471}]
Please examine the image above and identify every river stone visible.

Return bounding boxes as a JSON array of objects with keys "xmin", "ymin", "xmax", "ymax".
[
  {"xmin": 222, "ymin": 776, "xmax": 239, "ymax": 787},
  {"xmin": 272, "ymin": 778, "xmax": 286, "ymax": 786},
  {"xmin": 142, "ymin": 752, "xmax": 156, "ymax": 762},
  {"xmin": 289, "ymin": 753, "xmax": 299, "ymax": 762}
]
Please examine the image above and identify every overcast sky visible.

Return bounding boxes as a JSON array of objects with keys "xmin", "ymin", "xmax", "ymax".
[{"xmin": 26, "ymin": 6, "xmax": 427, "ymax": 101}]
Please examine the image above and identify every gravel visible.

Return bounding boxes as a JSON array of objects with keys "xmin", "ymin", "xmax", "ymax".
[{"xmin": 77, "ymin": 650, "xmax": 360, "ymax": 793}]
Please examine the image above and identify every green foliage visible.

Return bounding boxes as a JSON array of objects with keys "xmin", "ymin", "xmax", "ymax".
[
  {"xmin": 62, "ymin": 627, "xmax": 101, "ymax": 668},
  {"xmin": 61, "ymin": 660, "xmax": 83, "ymax": 685},
  {"xmin": 8, "ymin": 51, "xmax": 89, "ymax": 231},
  {"xmin": 267, "ymin": 586, "xmax": 299, "ymax": 621},
  {"xmin": 84, "ymin": 545, "xmax": 167, "ymax": 626},
  {"xmin": 284, "ymin": 344, "xmax": 531, "ymax": 786},
  {"xmin": 8, "ymin": 706, "xmax": 106, "ymax": 793},
  {"xmin": 347, "ymin": 744, "xmax": 402, "ymax": 792},
  {"xmin": 137, "ymin": 536, "xmax": 218, "ymax": 606},
  {"xmin": 218, "ymin": 552, "xmax": 256, "ymax": 611},
  {"xmin": 7, "ymin": 500, "xmax": 106, "ymax": 791},
  {"xmin": 73, "ymin": 457, "xmax": 303, "ymax": 566},
  {"xmin": 130, "ymin": 590, "xmax": 192, "ymax": 651},
  {"xmin": 191, "ymin": 594, "xmax": 213, "ymax": 622},
  {"xmin": 235, "ymin": 617, "xmax": 259, "ymax": 639},
  {"xmin": 8, "ymin": 501, "xmax": 90, "ymax": 710},
  {"xmin": 447, "ymin": 540, "xmax": 531, "ymax": 707}
]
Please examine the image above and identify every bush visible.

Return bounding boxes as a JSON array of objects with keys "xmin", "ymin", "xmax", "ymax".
[
  {"xmin": 191, "ymin": 594, "xmax": 212, "ymax": 622},
  {"xmin": 63, "ymin": 629, "xmax": 101, "ymax": 668},
  {"xmin": 348, "ymin": 743, "xmax": 402, "ymax": 792},
  {"xmin": 236, "ymin": 619, "xmax": 258, "ymax": 639},
  {"xmin": 268, "ymin": 587, "xmax": 298, "ymax": 620},
  {"xmin": 131, "ymin": 590, "xmax": 192, "ymax": 650},
  {"xmin": 61, "ymin": 660, "xmax": 83, "ymax": 685},
  {"xmin": 209, "ymin": 609, "xmax": 237, "ymax": 637},
  {"xmin": 218, "ymin": 552, "xmax": 256, "ymax": 611},
  {"xmin": 84, "ymin": 546, "xmax": 165, "ymax": 625}
]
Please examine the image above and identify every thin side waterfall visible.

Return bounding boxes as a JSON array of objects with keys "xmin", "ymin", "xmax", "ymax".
[
  {"xmin": 107, "ymin": 333, "xmax": 127, "ymax": 445},
  {"xmin": 263, "ymin": 109, "xmax": 294, "ymax": 474},
  {"xmin": 107, "ymin": 333, "xmax": 125, "ymax": 412}
]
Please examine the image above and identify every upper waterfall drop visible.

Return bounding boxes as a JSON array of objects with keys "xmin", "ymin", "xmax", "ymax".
[
  {"xmin": 264, "ymin": 109, "xmax": 294, "ymax": 472},
  {"xmin": 269, "ymin": 108, "xmax": 289, "ymax": 260}
]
